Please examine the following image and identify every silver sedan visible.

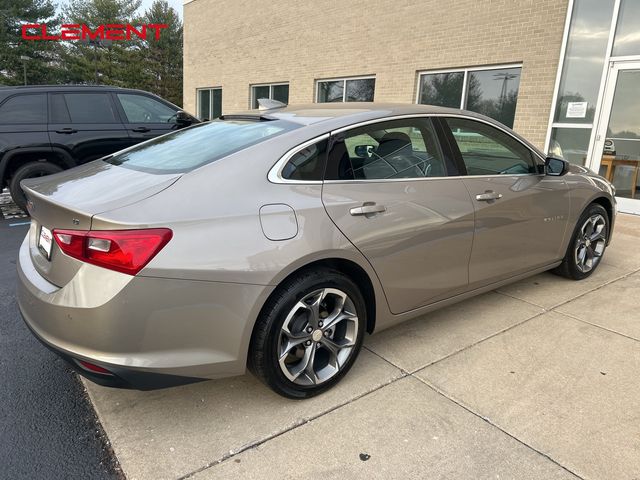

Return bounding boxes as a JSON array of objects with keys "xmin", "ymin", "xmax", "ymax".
[{"xmin": 17, "ymin": 103, "xmax": 616, "ymax": 398}]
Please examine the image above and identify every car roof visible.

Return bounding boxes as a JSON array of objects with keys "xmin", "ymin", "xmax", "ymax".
[
  {"xmin": 222, "ymin": 102, "xmax": 545, "ymax": 159},
  {"xmin": 0, "ymin": 84, "xmax": 159, "ymax": 102}
]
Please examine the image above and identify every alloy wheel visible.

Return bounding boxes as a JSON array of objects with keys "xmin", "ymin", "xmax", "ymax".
[
  {"xmin": 574, "ymin": 214, "xmax": 607, "ymax": 273},
  {"xmin": 278, "ymin": 288, "xmax": 359, "ymax": 386}
]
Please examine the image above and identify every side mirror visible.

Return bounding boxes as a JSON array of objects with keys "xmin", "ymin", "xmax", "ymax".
[
  {"xmin": 545, "ymin": 157, "xmax": 569, "ymax": 176},
  {"xmin": 354, "ymin": 144, "xmax": 375, "ymax": 158},
  {"xmin": 175, "ymin": 110, "xmax": 193, "ymax": 128}
]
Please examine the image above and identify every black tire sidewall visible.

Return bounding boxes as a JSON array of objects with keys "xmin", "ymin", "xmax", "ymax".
[
  {"xmin": 252, "ymin": 269, "xmax": 367, "ymax": 399},
  {"xmin": 9, "ymin": 161, "xmax": 63, "ymax": 211},
  {"xmin": 566, "ymin": 204, "xmax": 609, "ymax": 280}
]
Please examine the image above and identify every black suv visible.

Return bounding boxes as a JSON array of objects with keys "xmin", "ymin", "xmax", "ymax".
[{"xmin": 0, "ymin": 85, "xmax": 199, "ymax": 211}]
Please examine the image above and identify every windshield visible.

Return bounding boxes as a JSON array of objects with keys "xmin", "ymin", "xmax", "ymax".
[{"xmin": 105, "ymin": 119, "xmax": 300, "ymax": 174}]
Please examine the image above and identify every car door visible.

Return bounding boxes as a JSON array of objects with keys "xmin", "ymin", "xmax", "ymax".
[
  {"xmin": 48, "ymin": 92, "xmax": 129, "ymax": 164},
  {"xmin": 113, "ymin": 92, "xmax": 180, "ymax": 146},
  {"xmin": 440, "ymin": 116, "xmax": 570, "ymax": 287},
  {"xmin": 321, "ymin": 117, "xmax": 475, "ymax": 314}
]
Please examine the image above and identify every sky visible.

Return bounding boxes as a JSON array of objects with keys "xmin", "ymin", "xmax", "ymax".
[{"xmin": 54, "ymin": 0, "xmax": 183, "ymax": 19}]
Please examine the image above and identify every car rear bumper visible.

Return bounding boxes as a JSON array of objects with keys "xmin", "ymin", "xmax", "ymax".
[{"xmin": 16, "ymin": 234, "xmax": 274, "ymax": 389}]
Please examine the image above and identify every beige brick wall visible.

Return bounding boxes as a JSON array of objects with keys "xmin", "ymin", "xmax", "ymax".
[{"xmin": 183, "ymin": 0, "xmax": 569, "ymax": 149}]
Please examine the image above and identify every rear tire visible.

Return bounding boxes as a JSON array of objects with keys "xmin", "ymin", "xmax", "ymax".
[
  {"xmin": 9, "ymin": 161, "xmax": 63, "ymax": 212},
  {"xmin": 249, "ymin": 268, "xmax": 366, "ymax": 399},
  {"xmin": 553, "ymin": 203, "xmax": 609, "ymax": 280}
]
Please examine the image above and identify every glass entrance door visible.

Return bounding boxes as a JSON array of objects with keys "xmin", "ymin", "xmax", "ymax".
[{"xmin": 592, "ymin": 61, "xmax": 640, "ymax": 214}]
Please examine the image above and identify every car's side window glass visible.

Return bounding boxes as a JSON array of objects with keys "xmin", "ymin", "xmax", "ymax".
[
  {"xmin": 328, "ymin": 118, "xmax": 448, "ymax": 180},
  {"xmin": 64, "ymin": 93, "xmax": 118, "ymax": 124},
  {"xmin": 445, "ymin": 117, "xmax": 536, "ymax": 175},
  {"xmin": 117, "ymin": 94, "xmax": 176, "ymax": 123},
  {"xmin": 281, "ymin": 139, "xmax": 327, "ymax": 181},
  {"xmin": 0, "ymin": 94, "xmax": 46, "ymax": 124}
]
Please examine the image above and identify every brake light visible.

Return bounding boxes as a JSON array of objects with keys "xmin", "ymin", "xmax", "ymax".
[{"xmin": 53, "ymin": 228, "xmax": 172, "ymax": 275}]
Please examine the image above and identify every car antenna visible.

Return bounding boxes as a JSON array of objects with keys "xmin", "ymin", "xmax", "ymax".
[{"xmin": 257, "ymin": 98, "xmax": 287, "ymax": 111}]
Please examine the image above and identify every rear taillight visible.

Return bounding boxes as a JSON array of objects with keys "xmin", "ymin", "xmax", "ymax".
[{"xmin": 53, "ymin": 228, "xmax": 172, "ymax": 275}]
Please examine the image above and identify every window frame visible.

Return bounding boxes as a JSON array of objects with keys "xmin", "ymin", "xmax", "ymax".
[
  {"xmin": 268, "ymin": 114, "xmax": 544, "ymax": 185},
  {"xmin": 250, "ymin": 82, "xmax": 289, "ymax": 109},
  {"xmin": 315, "ymin": 75, "xmax": 376, "ymax": 103},
  {"xmin": 196, "ymin": 87, "xmax": 222, "ymax": 120},
  {"xmin": 415, "ymin": 63, "xmax": 523, "ymax": 110},
  {"xmin": 440, "ymin": 116, "xmax": 544, "ymax": 177}
]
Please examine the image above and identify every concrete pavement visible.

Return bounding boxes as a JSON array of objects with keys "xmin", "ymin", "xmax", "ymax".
[{"xmin": 85, "ymin": 213, "xmax": 640, "ymax": 480}]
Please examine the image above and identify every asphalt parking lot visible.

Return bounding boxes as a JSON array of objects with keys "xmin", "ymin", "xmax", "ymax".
[
  {"xmin": 0, "ymin": 194, "xmax": 120, "ymax": 479},
  {"xmin": 79, "ymin": 214, "xmax": 640, "ymax": 480}
]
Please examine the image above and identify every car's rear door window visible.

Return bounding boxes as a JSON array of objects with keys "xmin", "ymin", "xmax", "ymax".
[
  {"xmin": 0, "ymin": 94, "xmax": 47, "ymax": 124},
  {"xmin": 63, "ymin": 93, "xmax": 119, "ymax": 123},
  {"xmin": 106, "ymin": 119, "xmax": 300, "ymax": 174},
  {"xmin": 326, "ymin": 118, "xmax": 450, "ymax": 180},
  {"xmin": 444, "ymin": 117, "xmax": 537, "ymax": 175}
]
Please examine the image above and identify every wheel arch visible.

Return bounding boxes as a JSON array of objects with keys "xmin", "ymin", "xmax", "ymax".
[
  {"xmin": 588, "ymin": 195, "xmax": 615, "ymax": 245},
  {"xmin": 0, "ymin": 147, "xmax": 76, "ymax": 188},
  {"xmin": 260, "ymin": 257, "xmax": 378, "ymax": 335}
]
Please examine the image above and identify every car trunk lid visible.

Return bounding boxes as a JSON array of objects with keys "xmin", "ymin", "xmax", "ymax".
[{"xmin": 21, "ymin": 160, "xmax": 180, "ymax": 287}]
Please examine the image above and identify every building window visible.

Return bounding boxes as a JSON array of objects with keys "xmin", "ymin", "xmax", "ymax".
[
  {"xmin": 251, "ymin": 83, "xmax": 289, "ymax": 109},
  {"xmin": 197, "ymin": 88, "xmax": 222, "ymax": 121},
  {"xmin": 417, "ymin": 65, "xmax": 522, "ymax": 128},
  {"xmin": 547, "ymin": 0, "xmax": 615, "ymax": 165},
  {"xmin": 317, "ymin": 76, "xmax": 375, "ymax": 103}
]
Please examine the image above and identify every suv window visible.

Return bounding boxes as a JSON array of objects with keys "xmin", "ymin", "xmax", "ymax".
[
  {"xmin": 327, "ymin": 118, "xmax": 448, "ymax": 180},
  {"xmin": 63, "ymin": 93, "xmax": 118, "ymax": 124},
  {"xmin": 281, "ymin": 139, "xmax": 327, "ymax": 181},
  {"xmin": 0, "ymin": 94, "xmax": 46, "ymax": 124},
  {"xmin": 445, "ymin": 118, "xmax": 536, "ymax": 175},
  {"xmin": 117, "ymin": 93, "xmax": 176, "ymax": 123},
  {"xmin": 106, "ymin": 119, "xmax": 300, "ymax": 174}
]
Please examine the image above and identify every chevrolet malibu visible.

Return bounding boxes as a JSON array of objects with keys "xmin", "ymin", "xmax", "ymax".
[{"xmin": 17, "ymin": 103, "xmax": 616, "ymax": 398}]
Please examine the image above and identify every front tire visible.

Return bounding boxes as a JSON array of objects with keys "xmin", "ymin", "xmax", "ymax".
[
  {"xmin": 249, "ymin": 268, "xmax": 366, "ymax": 399},
  {"xmin": 553, "ymin": 203, "xmax": 609, "ymax": 280},
  {"xmin": 9, "ymin": 161, "xmax": 63, "ymax": 211}
]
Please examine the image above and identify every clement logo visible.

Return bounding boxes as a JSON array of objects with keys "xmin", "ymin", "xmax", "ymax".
[{"xmin": 22, "ymin": 23, "xmax": 168, "ymax": 41}]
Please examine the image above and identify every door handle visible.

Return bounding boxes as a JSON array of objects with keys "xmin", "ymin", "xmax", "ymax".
[
  {"xmin": 55, "ymin": 128, "xmax": 77, "ymax": 134},
  {"xmin": 132, "ymin": 127, "xmax": 151, "ymax": 133},
  {"xmin": 349, "ymin": 203, "xmax": 386, "ymax": 216},
  {"xmin": 475, "ymin": 191, "xmax": 503, "ymax": 202}
]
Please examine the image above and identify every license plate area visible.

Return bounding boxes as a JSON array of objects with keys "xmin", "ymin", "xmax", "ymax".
[{"xmin": 38, "ymin": 225, "xmax": 53, "ymax": 260}]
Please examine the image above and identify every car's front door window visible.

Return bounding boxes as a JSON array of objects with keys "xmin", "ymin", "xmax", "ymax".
[
  {"xmin": 117, "ymin": 94, "xmax": 176, "ymax": 123},
  {"xmin": 445, "ymin": 117, "xmax": 538, "ymax": 175},
  {"xmin": 328, "ymin": 118, "xmax": 449, "ymax": 180}
]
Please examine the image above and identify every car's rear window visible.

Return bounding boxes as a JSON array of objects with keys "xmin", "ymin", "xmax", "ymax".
[{"xmin": 105, "ymin": 119, "xmax": 300, "ymax": 174}]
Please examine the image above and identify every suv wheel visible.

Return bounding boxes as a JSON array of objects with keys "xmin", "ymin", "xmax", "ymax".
[
  {"xmin": 9, "ymin": 161, "xmax": 63, "ymax": 212},
  {"xmin": 249, "ymin": 268, "xmax": 366, "ymax": 399}
]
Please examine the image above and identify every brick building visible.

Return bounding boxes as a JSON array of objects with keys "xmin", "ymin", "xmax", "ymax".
[{"xmin": 183, "ymin": 0, "xmax": 640, "ymax": 214}]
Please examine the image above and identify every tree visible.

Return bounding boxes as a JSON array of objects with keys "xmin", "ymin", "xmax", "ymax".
[
  {"xmin": 139, "ymin": 0, "xmax": 183, "ymax": 106},
  {"xmin": 60, "ymin": 0, "xmax": 145, "ymax": 86},
  {"xmin": 0, "ymin": 0, "xmax": 64, "ymax": 85}
]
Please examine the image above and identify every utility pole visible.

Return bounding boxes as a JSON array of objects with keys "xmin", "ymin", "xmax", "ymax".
[{"xmin": 20, "ymin": 55, "xmax": 30, "ymax": 85}]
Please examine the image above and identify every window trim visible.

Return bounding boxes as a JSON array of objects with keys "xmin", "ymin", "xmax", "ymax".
[
  {"xmin": 250, "ymin": 82, "xmax": 289, "ymax": 109},
  {"xmin": 315, "ymin": 75, "xmax": 376, "ymax": 103},
  {"xmin": 267, "ymin": 114, "xmax": 544, "ymax": 185},
  {"xmin": 415, "ymin": 63, "xmax": 523, "ymax": 109},
  {"xmin": 196, "ymin": 86, "xmax": 222, "ymax": 120},
  {"xmin": 441, "ymin": 116, "xmax": 541, "ymax": 176},
  {"xmin": 268, "ymin": 134, "xmax": 330, "ymax": 184}
]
